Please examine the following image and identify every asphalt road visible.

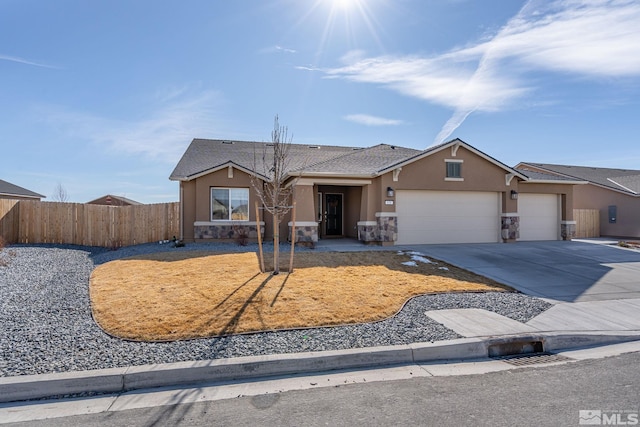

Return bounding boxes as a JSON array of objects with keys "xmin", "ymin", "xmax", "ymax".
[{"xmin": 7, "ymin": 351, "xmax": 640, "ymax": 427}]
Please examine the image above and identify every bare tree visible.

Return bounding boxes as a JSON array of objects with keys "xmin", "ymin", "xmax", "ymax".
[
  {"xmin": 52, "ymin": 183, "xmax": 69, "ymax": 202},
  {"xmin": 251, "ymin": 115, "xmax": 297, "ymax": 275}
]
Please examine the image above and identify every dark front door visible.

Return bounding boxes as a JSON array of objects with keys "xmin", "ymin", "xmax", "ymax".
[{"xmin": 325, "ymin": 194, "xmax": 343, "ymax": 236}]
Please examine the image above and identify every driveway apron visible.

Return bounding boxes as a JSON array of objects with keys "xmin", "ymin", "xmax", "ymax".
[{"xmin": 405, "ymin": 241, "xmax": 640, "ymax": 303}]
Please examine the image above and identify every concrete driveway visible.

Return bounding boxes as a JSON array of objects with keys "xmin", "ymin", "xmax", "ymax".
[{"xmin": 407, "ymin": 240, "xmax": 640, "ymax": 303}]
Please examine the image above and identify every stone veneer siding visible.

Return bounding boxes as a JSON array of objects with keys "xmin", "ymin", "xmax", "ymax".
[
  {"xmin": 357, "ymin": 215, "xmax": 397, "ymax": 244},
  {"xmin": 288, "ymin": 224, "xmax": 318, "ymax": 244},
  {"xmin": 561, "ymin": 221, "xmax": 576, "ymax": 241},
  {"xmin": 194, "ymin": 223, "xmax": 264, "ymax": 240},
  {"xmin": 501, "ymin": 215, "xmax": 520, "ymax": 241}
]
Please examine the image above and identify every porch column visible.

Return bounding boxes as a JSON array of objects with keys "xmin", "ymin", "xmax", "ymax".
[
  {"xmin": 501, "ymin": 191, "xmax": 519, "ymax": 242},
  {"xmin": 288, "ymin": 185, "xmax": 318, "ymax": 245},
  {"xmin": 560, "ymin": 193, "xmax": 576, "ymax": 240}
]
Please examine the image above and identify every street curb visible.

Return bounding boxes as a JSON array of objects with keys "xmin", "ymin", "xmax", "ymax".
[{"xmin": 2, "ymin": 331, "xmax": 640, "ymax": 404}]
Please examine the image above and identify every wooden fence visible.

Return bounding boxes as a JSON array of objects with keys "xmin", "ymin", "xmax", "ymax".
[
  {"xmin": 0, "ymin": 200, "xmax": 179, "ymax": 247},
  {"xmin": 574, "ymin": 209, "xmax": 600, "ymax": 238}
]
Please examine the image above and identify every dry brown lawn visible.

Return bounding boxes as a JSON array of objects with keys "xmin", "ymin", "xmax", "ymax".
[{"xmin": 89, "ymin": 250, "xmax": 511, "ymax": 341}]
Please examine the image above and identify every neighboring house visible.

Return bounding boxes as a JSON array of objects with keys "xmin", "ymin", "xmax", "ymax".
[
  {"xmin": 87, "ymin": 195, "xmax": 142, "ymax": 206},
  {"xmin": 170, "ymin": 138, "xmax": 581, "ymax": 245},
  {"xmin": 0, "ymin": 179, "xmax": 45, "ymax": 201},
  {"xmin": 516, "ymin": 163, "xmax": 640, "ymax": 238}
]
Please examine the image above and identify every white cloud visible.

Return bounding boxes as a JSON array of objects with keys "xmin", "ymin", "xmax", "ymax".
[
  {"xmin": 319, "ymin": 0, "xmax": 640, "ymax": 144},
  {"xmin": 0, "ymin": 54, "xmax": 59, "ymax": 69},
  {"xmin": 39, "ymin": 90, "xmax": 225, "ymax": 163},
  {"xmin": 344, "ymin": 114, "xmax": 404, "ymax": 126},
  {"xmin": 260, "ymin": 45, "xmax": 297, "ymax": 54}
]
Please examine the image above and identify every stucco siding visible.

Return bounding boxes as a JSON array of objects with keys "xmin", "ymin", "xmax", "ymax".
[{"xmin": 574, "ymin": 184, "xmax": 639, "ymax": 237}]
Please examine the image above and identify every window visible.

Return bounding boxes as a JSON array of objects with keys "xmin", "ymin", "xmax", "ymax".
[
  {"xmin": 211, "ymin": 188, "xmax": 249, "ymax": 221},
  {"xmin": 445, "ymin": 160, "xmax": 463, "ymax": 179}
]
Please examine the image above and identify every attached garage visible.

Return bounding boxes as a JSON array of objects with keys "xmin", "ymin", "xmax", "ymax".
[
  {"xmin": 518, "ymin": 193, "xmax": 559, "ymax": 241},
  {"xmin": 396, "ymin": 190, "xmax": 501, "ymax": 244}
]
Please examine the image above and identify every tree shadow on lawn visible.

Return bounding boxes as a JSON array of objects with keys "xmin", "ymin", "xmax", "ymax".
[{"xmin": 90, "ymin": 250, "xmax": 512, "ymax": 341}]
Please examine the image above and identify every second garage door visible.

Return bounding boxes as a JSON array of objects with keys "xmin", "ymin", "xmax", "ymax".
[
  {"xmin": 518, "ymin": 193, "xmax": 559, "ymax": 241},
  {"xmin": 396, "ymin": 190, "xmax": 500, "ymax": 244}
]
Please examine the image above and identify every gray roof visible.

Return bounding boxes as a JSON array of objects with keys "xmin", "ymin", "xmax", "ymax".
[
  {"xmin": 520, "ymin": 163, "xmax": 640, "ymax": 195},
  {"xmin": 170, "ymin": 138, "xmax": 527, "ymax": 183},
  {"xmin": 514, "ymin": 168, "xmax": 583, "ymax": 182},
  {"xmin": 296, "ymin": 144, "xmax": 421, "ymax": 175},
  {"xmin": 169, "ymin": 139, "xmax": 419, "ymax": 181},
  {"xmin": 0, "ymin": 179, "xmax": 45, "ymax": 199}
]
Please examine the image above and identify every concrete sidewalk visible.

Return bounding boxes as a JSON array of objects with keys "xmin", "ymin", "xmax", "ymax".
[{"xmin": 425, "ymin": 298, "xmax": 640, "ymax": 337}]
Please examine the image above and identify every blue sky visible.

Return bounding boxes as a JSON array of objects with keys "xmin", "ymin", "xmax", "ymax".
[{"xmin": 2, "ymin": 0, "xmax": 639, "ymax": 203}]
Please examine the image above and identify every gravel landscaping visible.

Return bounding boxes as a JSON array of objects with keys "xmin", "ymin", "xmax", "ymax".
[{"xmin": 0, "ymin": 243, "xmax": 552, "ymax": 377}]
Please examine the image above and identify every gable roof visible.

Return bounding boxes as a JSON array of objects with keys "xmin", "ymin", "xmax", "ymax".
[
  {"xmin": 378, "ymin": 138, "xmax": 528, "ymax": 179},
  {"xmin": 0, "ymin": 179, "xmax": 45, "ymax": 199},
  {"xmin": 170, "ymin": 138, "xmax": 525, "ymax": 182},
  {"xmin": 170, "ymin": 139, "xmax": 358, "ymax": 181},
  {"xmin": 517, "ymin": 162, "xmax": 640, "ymax": 195}
]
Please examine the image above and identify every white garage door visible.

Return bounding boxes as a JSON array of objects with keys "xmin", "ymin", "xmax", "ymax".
[
  {"xmin": 396, "ymin": 190, "xmax": 500, "ymax": 244},
  {"xmin": 518, "ymin": 193, "xmax": 559, "ymax": 241}
]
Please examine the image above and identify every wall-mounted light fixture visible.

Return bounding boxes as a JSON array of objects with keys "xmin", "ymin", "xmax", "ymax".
[
  {"xmin": 510, "ymin": 190, "xmax": 519, "ymax": 200},
  {"xmin": 387, "ymin": 187, "xmax": 395, "ymax": 197}
]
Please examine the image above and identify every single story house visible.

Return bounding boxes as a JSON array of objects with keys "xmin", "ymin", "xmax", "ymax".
[
  {"xmin": 0, "ymin": 179, "xmax": 45, "ymax": 201},
  {"xmin": 170, "ymin": 138, "xmax": 583, "ymax": 246},
  {"xmin": 87, "ymin": 195, "xmax": 142, "ymax": 206},
  {"xmin": 516, "ymin": 163, "xmax": 640, "ymax": 238}
]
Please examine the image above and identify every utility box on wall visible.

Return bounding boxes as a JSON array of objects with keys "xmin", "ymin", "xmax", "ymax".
[{"xmin": 608, "ymin": 205, "xmax": 617, "ymax": 224}]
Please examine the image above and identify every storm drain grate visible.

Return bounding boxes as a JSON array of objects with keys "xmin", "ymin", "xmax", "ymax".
[{"xmin": 492, "ymin": 352, "xmax": 573, "ymax": 366}]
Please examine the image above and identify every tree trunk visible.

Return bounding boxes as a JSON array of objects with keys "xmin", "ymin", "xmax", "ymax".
[{"xmin": 273, "ymin": 213, "xmax": 280, "ymax": 275}]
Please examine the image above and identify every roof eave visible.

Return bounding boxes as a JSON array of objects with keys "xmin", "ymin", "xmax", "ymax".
[
  {"xmin": 294, "ymin": 171, "xmax": 375, "ymax": 179},
  {"xmin": 521, "ymin": 179, "xmax": 588, "ymax": 185},
  {"xmin": 0, "ymin": 192, "xmax": 43, "ymax": 199},
  {"xmin": 377, "ymin": 138, "xmax": 528, "ymax": 179},
  {"xmin": 170, "ymin": 161, "xmax": 270, "ymax": 182}
]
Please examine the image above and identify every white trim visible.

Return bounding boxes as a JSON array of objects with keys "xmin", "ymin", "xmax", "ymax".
[
  {"xmin": 195, "ymin": 221, "xmax": 264, "ymax": 226},
  {"xmin": 296, "ymin": 178, "xmax": 372, "ymax": 186},
  {"xmin": 210, "ymin": 187, "xmax": 250, "ymax": 221},
  {"xmin": 444, "ymin": 177, "xmax": 464, "ymax": 182},
  {"xmin": 175, "ymin": 161, "xmax": 268, "ymax": 182},
  {"xmin": 357, "ymin": 221, "xmax": 377, "ymax": 226},
  {"xmin": 500, "ymin": 212, "xmax": 519, "ymax": 217},
  {"xmin": 393, "ymin": 167, "xmax": 402, "ymax": 182},
  {"xmin": 288, "ymin": 221, "xmax": 318, "ymax": 227},
  {"xmin": 444, "ymin": 158, "xmax": 464, "ymax": 163},
  {"xmin": 607, "ymin": 178, "xmax": 638, "ymax": 195},
  {"xmin": 520, "ymin": 179, "xmax": 586, "ymax": 185},
  {"xmin": 378, "ymin": 139, "xmax": 528, "ymax": 180},
  {"xmin": 451, "ymin": 141, "xmax": 461, "ymax": 157},
  {"xmin": 375, "ymin": 211, "xmax": 397, "ymax": 218},
  {"xmin": 561, "ymin": 220, "xmax": 577, "ymax": 225},
  {"xmin": 505, "ymin": 173, "xmax": 515, "ymax": 186}
]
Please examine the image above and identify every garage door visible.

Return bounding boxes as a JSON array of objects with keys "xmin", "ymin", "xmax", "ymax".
[
  {"xmin": 518, "ymin": 193, "xmax": 559, "ymax": 241},
  {"xmin": 396, "ymin": 190, "xmax": 500, "ymax": 244}
]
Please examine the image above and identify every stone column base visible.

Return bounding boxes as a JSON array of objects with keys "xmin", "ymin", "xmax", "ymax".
[
  {"xmin": 501, "ymin": 214, "xmax": 520, "ymax": 241},
  {"xmin": 288, "ymin": 222, "xmax": 318, "ymax": 245},
  {"xmin": 357, "ymin": 213, "xmax": 398, "ymax": 244},
  {"xmin": 561, "ymin": 221, "xmax": 576, "ymax": 240}
]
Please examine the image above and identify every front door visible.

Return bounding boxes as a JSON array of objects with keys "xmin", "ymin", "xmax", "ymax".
[{"xmin": 325, "ymin": 193, "xmax": 343, "ymax": 236}]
